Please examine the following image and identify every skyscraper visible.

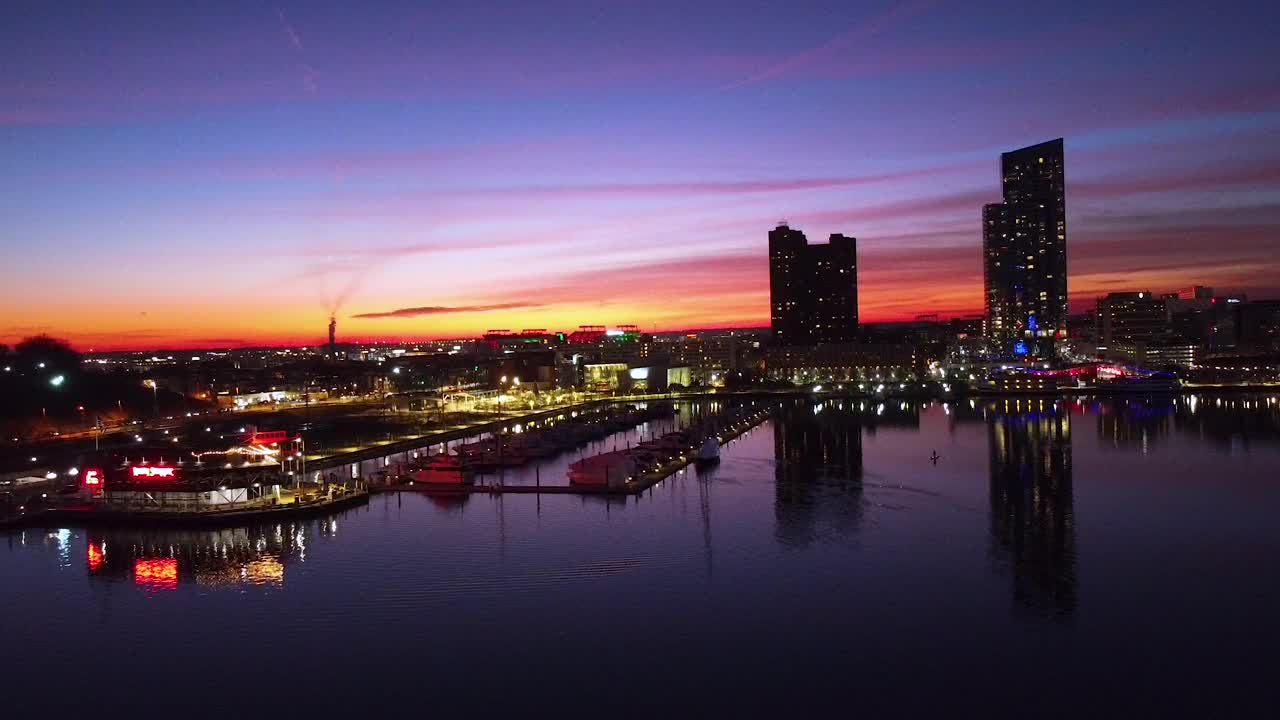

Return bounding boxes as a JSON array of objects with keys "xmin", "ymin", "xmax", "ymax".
[
  {"xmin": 983, "ymin": 138, "xmax": 1067, "ymax": 356},
  {"xmin": 768, "ymin": 223, "xmax": 858, "ymax": 345}
]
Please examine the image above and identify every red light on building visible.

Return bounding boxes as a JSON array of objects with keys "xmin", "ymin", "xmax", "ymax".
[
  {"xmin": 134, "ymin": 558, "xmax": 178, "ymax": 590},
  {"xmin": 130, "ymin": 466, "xmax": 176, "ymax": 479},
  {"xmin": 1097, "ymin": 364, "xmax": 1125, "ymax": 379},
  {"xmin": 83, "ymin": 469, "xmax": 102, "ymax": 486},
  {"xmin": 87, "ymin": 542, "xmax": 104, "ymax": 572}
]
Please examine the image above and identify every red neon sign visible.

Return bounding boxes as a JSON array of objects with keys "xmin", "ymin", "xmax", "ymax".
[
  {"xmin": 130, "ymin": 466, "xmax": 176, "ymax": 479},
  {"xmin": 134, "ymin": 558, "xmax": 178, "ymax": 590},
  {"xmin": 246, "ymin": 430, "xmax": 296, "ymax": 444},
  {"xmin": 83, "ymin": 469, "xmax": 102, "ymax": 487}
]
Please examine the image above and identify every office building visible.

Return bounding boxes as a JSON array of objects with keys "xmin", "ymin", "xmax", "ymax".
[
  {"xmin": 769, "ymin": 223, "xmax": 858, "ymax": 345},
  {"xmin": 1096, "ymin": 292, "xmax": 1169, "ymax": 349},
  {"xmin": 982, "ymin": 138, "xmax": 1067, "ymax": 356}
]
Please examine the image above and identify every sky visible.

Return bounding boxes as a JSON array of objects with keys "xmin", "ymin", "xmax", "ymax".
[{"xmin": 2, "ymin": 0, "xmax": 1279, "ymax": 350}]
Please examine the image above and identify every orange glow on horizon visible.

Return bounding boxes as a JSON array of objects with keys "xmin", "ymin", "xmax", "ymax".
[{"xmin": 3, "ymin": 262, "xmax": 1270, "ymax": 351}]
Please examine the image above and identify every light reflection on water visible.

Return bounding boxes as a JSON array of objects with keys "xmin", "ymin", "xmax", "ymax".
[{"xmin": 3, "ymin": 396, "xmax": 1279, "ymax": 715}]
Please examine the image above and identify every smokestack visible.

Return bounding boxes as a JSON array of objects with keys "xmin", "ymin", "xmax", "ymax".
[{"xmin": 328, "ymin": 315, "xmax": 336, "ymax": 355}]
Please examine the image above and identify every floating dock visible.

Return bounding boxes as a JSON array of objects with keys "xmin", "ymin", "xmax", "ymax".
[{"xmin": 376, "ymin": 404, "xmax": 772, "ymax": 497}]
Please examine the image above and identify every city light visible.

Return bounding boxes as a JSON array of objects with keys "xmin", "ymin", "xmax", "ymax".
[{"xmin": 49, "ymin": 374, "xmax": 65, "ymax": 387}]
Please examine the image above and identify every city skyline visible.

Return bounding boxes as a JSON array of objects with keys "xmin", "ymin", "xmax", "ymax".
[{"xmin": 4, "ymin": 1, "xmax": 1280, "ymax": 350}]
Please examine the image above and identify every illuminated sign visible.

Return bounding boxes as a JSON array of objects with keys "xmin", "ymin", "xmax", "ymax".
[
  {"xmin": 130, "ymin": 466, "xmax": 177, "ymax": 479},
  {"xmin": 83, "ymin": 469, "xmax": 102, "ymax": 487},
  {"xmin": 1013, "ymin": 341, "xmax": 1028, "ymax": 355},
  {"xmin": 1097, "ymin": 365, "xmax": 1125, "ymax": 379}
]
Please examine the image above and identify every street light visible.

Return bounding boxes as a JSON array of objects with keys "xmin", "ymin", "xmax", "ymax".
[{"xmin": 49, "ymin": 374, "xmax": 65, "ymax": 387}]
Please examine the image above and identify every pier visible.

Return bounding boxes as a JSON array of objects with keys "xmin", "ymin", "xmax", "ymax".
[{"xmin": 374, "ymin": 402, "xmax": 773, "ymax": 497}]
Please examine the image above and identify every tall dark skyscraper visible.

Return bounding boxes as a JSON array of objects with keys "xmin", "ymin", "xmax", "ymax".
[
  {"xmin": 768, "ymin": 223, "xmax": 858, "ymax": 345},
  {"xmin": 983, "ymin": 138, "xmax": 1067, "ymax": 356}
]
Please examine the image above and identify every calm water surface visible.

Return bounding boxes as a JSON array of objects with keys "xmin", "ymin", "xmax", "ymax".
[{"xmin": 4, "ymin": 397, "xmax": 1279, "ymax": 716}]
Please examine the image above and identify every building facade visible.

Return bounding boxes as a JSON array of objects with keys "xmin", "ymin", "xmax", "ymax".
[
  {"xmin": 769, "ymin": 224, "xmax": 858, "ymax": 345},
  {"xmin": 983, "ymin": 138, "xmax": 1067, "ymax": 357},
  {"xmin": 1096, "ymin": 291, "xmax": 1169, "ymax": 351},
  {"xmin": 763, "ymin": 343, "xmax": 915, "ymax": 385}
]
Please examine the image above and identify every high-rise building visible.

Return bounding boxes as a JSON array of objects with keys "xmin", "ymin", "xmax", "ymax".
[
  {"xmin": 768, "ymin": 223, "xmax": 858, "ymax": 345},
  {"xmin": 983, "ymin": 138, "xmax": 1067, "ymax": 356}
]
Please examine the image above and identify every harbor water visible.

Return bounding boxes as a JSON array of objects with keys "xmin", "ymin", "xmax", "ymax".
[{"xmin": 3, "ymin": 396, "xmax": 1279, "ymax": 716}]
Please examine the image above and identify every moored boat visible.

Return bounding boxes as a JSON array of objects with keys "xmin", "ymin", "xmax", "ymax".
[{"xmin": 695, "ymin": 437, "xmax": 720, "ymax": 465}]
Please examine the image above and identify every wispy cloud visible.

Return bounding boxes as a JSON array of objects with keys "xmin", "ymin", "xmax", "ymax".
[
  {"xmin": 276, "ymin": 7, "xmax": 304, "ymax": 51},
  {"xmin": 274, "ymin": 7, "xmax": 317, "ymax": 94},
  {"xmin": 352, "ymin": 302, "xmax": 543, "ymax": 319},
  {"xmin": 470, "ymin": 165, "xmax": 968, "ymax": 198},
  {"xmin": 718, "ymin": 0, "xmax": 938, "ymax": 91}
]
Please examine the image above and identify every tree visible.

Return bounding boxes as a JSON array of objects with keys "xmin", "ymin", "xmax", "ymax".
[{"xmin": 14, "ymin": 335, "xmax": 81, "ymax": 374}]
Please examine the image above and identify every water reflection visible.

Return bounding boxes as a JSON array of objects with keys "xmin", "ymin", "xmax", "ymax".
[
  {"xmin": 1096, "ymin": 399, "xmax": 1173, "ymax": 452},
  {"xmin": 773, "ymin": 400, "xmax": 865, "ymax": 547},
  {"xmin": 84, "ymin": 519, "xmax": 339, "ymax": 591},
  {"xmin": 1172, "ymin": 395, "xmax": 1280, "ymax": 451},
  {"xmin": 988, "ymin": 407, "xmax": 1076, "ymax": 617}
]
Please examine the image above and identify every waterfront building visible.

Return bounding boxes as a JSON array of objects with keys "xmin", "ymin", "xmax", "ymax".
[
  {"xmin": 982, "ymin": 138, "xmax": 1067, "ymax": 357},
  {"xmin": 1096, "ymin": 292, "xmax": 1169, "ymax": 351},
  {"xmin": 1237, "ymin": 299, "xmax": 1280, "ymax": 352},
  {"xmin": 665, "ymin": 334, "xmax": 742, "ymax": 383},
  {"xmin": 763, "ymin": 343, "xmax": 915, "ymax": 385},
  {"xmin": 581, "ymin": 362, "xmax": 690, "ymax": 392},
  {"xmin": 769, "ymin": 224, "xmax": 858, "ymax": 345}
]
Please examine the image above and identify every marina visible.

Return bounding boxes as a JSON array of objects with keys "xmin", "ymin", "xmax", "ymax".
[
  {"xmin": 6, "ymin": 396, "xmax": 1279, "ymax": 715},
  {"xmin": 379, "ymin": 401, "xmax": 772, "ymax": 495}
]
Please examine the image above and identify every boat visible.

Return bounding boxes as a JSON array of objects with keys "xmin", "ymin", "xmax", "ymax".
[
  {"xmin": 695, "ymin": 437, "xmax": 720, "ymax": 465},
  {"xmin": 568, "ymin": 452, "xmax": 634, "ymax": 487},
  {"xmin": 406, "ymin": 454, "xmax": 472, "ymax": 485},
  {"xmin": 1098, "ymin": 373, "xmax": 1182, "ymax": 393}
]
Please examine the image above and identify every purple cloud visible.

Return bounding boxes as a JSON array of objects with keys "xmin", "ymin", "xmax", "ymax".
[{"xmin": 352, "ymin": 302, "xmax": 543, "ymax": 319}]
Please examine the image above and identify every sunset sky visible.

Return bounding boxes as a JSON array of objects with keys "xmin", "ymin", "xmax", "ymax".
[{"xmin": 3, "ymin": 0, "xmax": 1279, "ymax": 350}]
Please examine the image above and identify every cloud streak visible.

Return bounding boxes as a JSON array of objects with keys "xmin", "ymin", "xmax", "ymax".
[
  {"xmin": 276, "ymin": 8, "xmax": 304, "ymax": 51},
  {"xmin": 718, "ymin": 0, "xmax": 938, "ymax": 91},
  {"xmin": 352, "ymin": 302, "xmax": 543, "ymax": 319}
]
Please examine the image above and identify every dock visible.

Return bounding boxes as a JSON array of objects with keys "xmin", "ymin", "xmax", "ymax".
[
  {"xmin": 3, "ymin": 485, "xmax": 370, "ymax": 529},
  {"xmin": 374, "ymin": 404, "xmax": 773, "ymax": 497}
]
